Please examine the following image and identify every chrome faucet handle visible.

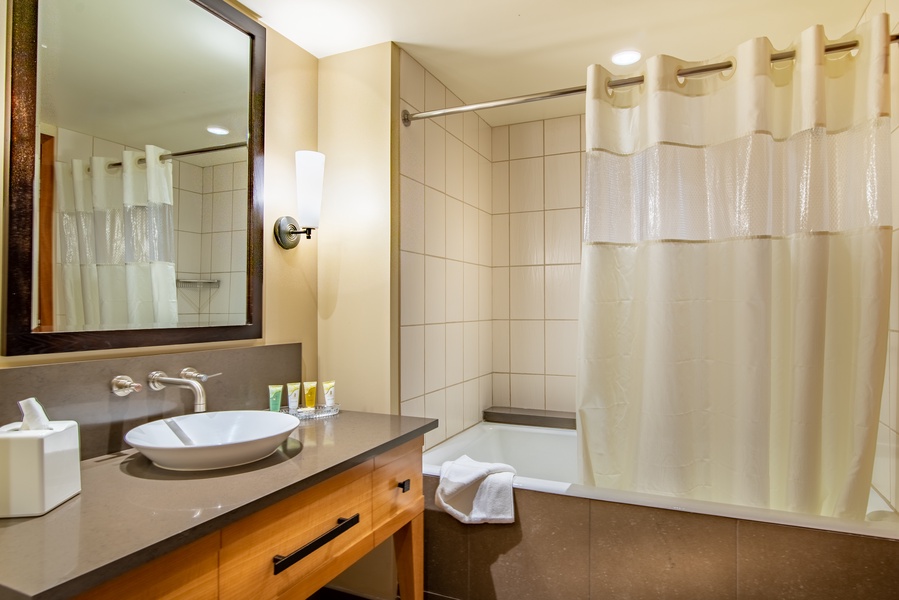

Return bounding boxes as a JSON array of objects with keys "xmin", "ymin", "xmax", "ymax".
[
  {"xmin": 180, "ymin": 367, "xmax": 221, "ymax": 383},
  {"xmin": 111, "ymin": 375, "xmax": 143, "ymax": 397}
]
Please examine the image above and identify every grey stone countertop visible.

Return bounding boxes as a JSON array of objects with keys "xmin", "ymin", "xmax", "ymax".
[{"xmin": 0, "ymin": 411, "xmax": 437, "ymax": 600}]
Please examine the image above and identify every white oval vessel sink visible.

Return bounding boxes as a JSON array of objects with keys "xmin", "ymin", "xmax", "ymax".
[{"xmin": 125, "ymin": 410, "xmax": 300, "ymax": 471}]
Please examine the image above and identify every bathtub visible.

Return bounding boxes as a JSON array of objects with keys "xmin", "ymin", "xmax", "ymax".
[{"xmin": 422, "ymin": 421, "xmax": 899, "ymax": 540}]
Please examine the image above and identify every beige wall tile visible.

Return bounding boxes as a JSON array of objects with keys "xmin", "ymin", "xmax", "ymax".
[
  {"xmin": 493, "ymin": 319, "xmax": 510, "ymax": 372},
  {"xmin": 464, "ymin": 262, "xmax": 479, "ymax": 321},
  {"xmin": 425, "ymin": 324, "xmax": 446, "ymax": 393},
  {"xmin": 544, "ymin": 115, "xmax": 581, "ymax": 155},
  {"xmin": 545, "ymin": 152, "xmax": 582, "ymax": 209},
  {"xmin": 425, "ymin": 256, "xmax": 446, "ymax": 324},
  {"xmin": 445, "ymin": 197, "xmax": 464, "ymax": 261},
  {"xmin": 445, "ymin": 383, "xmax": 464, "ymax": 438},
  {"xmin": 400, "ymin": 325, "xmax": 424, "ymax": 401},
  {"xmin": 446, "ymin": 322, "xmax": 464, "ymax": 386},
  {"xmin": 545, "ymin": 375, "xmax": 576, "ymax": 412},
  {"xmin": 445, "ymin": 259, "xmax": 464, "ymax": 322},
  {"xmin": 509, "ymin": 120, "xmax": 544, "ymax": 159},
  {"xmin": 509, "ymin": 157, "xmax": 544, "ymax": 212},
  {"xmin": 424, "ymin": 120, "xmax": 446, "ymax": 192},
  {"xmin": 463, "ymin": 379, "xmax": 480, "ymax": 428},
  {"xmin": 510, "ymin": 320, "xmax": 545, "ymax": 374},
  {"xmin": 424, "ymin": 187, "xmax": 446, "ymax": 257},
  {"xmin": 445, "ymin": 134, "xmax": 464, "ymax": 201},
  {"xmin": 510, "ymin": 373, "xmax": 546, "ymax": 408},
  {"xmin": 509, "ymin": 211, "xmax": 545, "ymax": 266},
  {"xmin": 400, "ymin": 251, "xmax": 424, "ymax": 326},
  {"xmin": 424, "ymin": 388, "xmax": 446, "ymax": 448},
  {"xmin": 400, "ymin": 176, "xmax": 424, "ymax": 253},
  {"xmin": 492, "ymin": 125, "xmax": 510, "ymax": 161},
  {"xmin": 399, "ymin": 99, "xmax": 425, "ymax": 182},
  {"xmin": 510, "ymin": 266, "xmax": 545, "ymax": 319},
  {"xmin": 464, "ymin": 321, "xmax": 479, "ymax": 381},
  {"xmin": 492, "ymin": 161, "xmax": 510, "ymax": 213},
  {"xmin": 492, "ymin": 373, "xmax": 511, "ymax": 406},
  {"xmin": 399, "ymin": 50, "xmax": 424, "ymax": 110}
]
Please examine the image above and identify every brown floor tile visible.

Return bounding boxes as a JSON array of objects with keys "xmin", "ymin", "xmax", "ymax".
[
  {"xmin": 590, "ymin": 500, "xmax": 738, "ymax": 599},
  {"xmin": 737, "ymin": 520, "xmax": 899, "ymax": 599},
  {"xmin": 468, "ymin": 488, "xmax": 591, "ymax": 600}
]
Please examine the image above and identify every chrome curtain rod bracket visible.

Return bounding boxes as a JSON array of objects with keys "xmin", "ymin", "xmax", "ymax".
[
  {"xmin": 402, "ymin": 34, "xmax": 899, "ymax": 126},
  {"xmin": 105, "ymin": 141, "xmax": 248, "ymax": 168}
]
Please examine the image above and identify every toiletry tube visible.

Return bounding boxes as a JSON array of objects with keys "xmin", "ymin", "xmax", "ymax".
[
  {"xmin": 286, "ymin": 383, "xmax": 301, "ymax": 415},
  {"xmin": 268, "ymin": 385, "xmax": 283, "ymax": 412},
  {"xmin": 303, "ymin": 382, "xmax": 317, "ymax": 408},
  {"xmin": 323, "ymin": 381, "xmax": 336, "ymax": 406}
]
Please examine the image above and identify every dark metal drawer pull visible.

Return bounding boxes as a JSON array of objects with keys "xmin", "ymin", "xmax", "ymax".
[
  {"xmin": 397, "ymin": 479, "xmax": 411, "ymax": 493},
  {"xmin": 272, "ymin": 513, "xmax": 361, "ymax": 575}
]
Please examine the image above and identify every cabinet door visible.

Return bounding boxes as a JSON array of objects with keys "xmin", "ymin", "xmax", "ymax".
[
  {"xmin": 219, "ymin": 460, "xmax": 374, "ymax": 600},
  {"xmin": 75, "ymin": 533, "xmax": 219, "ymax": 600},
  {"xmin": 372, "ymin": 437, "xmax": 424, "ymax": 545}
]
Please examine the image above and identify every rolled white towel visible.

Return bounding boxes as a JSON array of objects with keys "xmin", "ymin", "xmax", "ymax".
[{"xmin": 435, "ymin": 455, "xmax": 516, "ymax": 524}]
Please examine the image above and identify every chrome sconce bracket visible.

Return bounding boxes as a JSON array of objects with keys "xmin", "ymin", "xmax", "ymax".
[{"xmin": 274, "ymin": 216, "xmax": 314, "ymax": 249}]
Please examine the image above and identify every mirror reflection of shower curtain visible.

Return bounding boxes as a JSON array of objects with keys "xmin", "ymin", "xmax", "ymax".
[
  {"xmin": 577, "ymin": 15, "xmax": 891, "ymax": 519},
  {"xmin": 54, "ymin": 145, "xmax": 178, "ymax": 330}
]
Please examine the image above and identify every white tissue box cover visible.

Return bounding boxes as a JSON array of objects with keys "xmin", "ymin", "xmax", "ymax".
[{"xmin": 0, "ymin": 420, "xmax": 81, "ymax": 518}]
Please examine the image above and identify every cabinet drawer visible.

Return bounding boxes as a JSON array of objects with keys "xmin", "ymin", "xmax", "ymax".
[
  {"xmin": 372, "ymin": 437, "xmax": 423, "ymax": 544},
  {"xmin": 219, "ymin": 460, "xmax": 374, "ymax": 600}
]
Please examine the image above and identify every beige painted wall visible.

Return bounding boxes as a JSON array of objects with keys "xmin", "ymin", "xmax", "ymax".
[
  {"xmin": 0, "ymin": 6, "xmax": 320, "ymax": 382},
  {"xmin": 317, "ymin": 42, "xmax": 399, "ymax": 415}
]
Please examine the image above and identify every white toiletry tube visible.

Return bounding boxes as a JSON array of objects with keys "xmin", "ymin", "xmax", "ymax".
[{"xmin": 286, "ymin": 382, "xmax": 301, "ymax": 415}]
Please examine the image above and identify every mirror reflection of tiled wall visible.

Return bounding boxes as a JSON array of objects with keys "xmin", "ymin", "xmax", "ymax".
[{"xmin": 173, "ymin": 160, "xmax": 248, "ymax": 327}]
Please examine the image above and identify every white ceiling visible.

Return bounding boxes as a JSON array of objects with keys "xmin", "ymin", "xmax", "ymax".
[{"xmin": 241, "ymin": 0, "xmax": 871, "ymax": 126}]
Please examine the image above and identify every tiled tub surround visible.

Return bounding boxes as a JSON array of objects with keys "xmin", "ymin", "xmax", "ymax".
[
  {"xmin": 173, "ymin": 158, "xmax": 248, "ymax": 327},
  {"xmin": 0, "ymin": 411, "xmax": 436, "ymax": 599},
  {"xmin": 0, "ymin": 343, "xmax": 303, "ymax": 460},
  {"xmin": 397, "ymin": 50, "xmax": 585, "ymax": 450},
  {"xmin": 423, "ymin": 476, "xmax": 899, "ymax": 600},
  {"xmin": 421, "ymin": 421, "xmax": 899, "ymax": 600}
]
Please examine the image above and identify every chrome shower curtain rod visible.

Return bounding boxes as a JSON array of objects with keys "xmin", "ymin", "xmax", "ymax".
[
  {"xmin": 107, "ymin": 141, "xmax": 247, "ymax": 168},
  {"xmin": 402, "ymin": 34, "xmax": 899, "ymax": 126}
]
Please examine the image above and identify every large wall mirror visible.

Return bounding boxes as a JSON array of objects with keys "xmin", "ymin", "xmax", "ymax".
[{"xmin": 4, "ymin": 0, "xmax": 265, "ymax": 355}]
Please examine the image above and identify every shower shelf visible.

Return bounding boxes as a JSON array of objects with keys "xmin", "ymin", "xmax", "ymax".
[{"xmin": 176, "ymin": 279, "xmax": 221, "ymax": 289}]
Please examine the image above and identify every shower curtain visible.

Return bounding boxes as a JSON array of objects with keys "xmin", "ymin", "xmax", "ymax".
[
  {"xmin": 577, "ymin": 15, "xmax": 891, "ymax": 519},
  {"xmin": 55, "ymin": 145, "xmax": 178, "ymax": 330}
]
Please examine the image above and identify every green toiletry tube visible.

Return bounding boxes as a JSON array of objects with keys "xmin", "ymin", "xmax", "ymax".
[{"xmin": 268, "ymin": 385, "xmax": 283, "ymax": 412}]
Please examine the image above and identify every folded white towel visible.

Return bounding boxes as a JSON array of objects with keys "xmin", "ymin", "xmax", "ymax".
[{"xmin": 435, "ymin": 455, "xmax": 516, "ymax": 524}]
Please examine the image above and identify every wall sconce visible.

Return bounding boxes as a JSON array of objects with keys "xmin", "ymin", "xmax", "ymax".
[{"xmin": 274, "ymin": 150, "xmax": 325, "ymax": 249}]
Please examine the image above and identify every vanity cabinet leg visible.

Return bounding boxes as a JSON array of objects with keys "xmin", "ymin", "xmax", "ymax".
[{"xmin": 393, "ymin": 512, "xmax": 423, "ymax": 600}]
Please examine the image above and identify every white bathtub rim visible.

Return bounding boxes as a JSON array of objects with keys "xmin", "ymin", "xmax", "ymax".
[{"xmin": 423, "ymin": 422, "xmax": 899, "ymax": 541}]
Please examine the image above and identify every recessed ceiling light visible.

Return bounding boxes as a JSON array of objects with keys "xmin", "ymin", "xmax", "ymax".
[
  {"xmin": 611, "ymin": 50, "xmax": 641, "ymax": 66},
  {"xmin": 207, "ymin": 126, "xmax": 229, "ymax": 135}
]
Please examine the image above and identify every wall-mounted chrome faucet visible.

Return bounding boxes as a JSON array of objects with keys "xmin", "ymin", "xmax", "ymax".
[{"xmin": 148, "ymin": 367, "xmax": 219, "ymax": 413}]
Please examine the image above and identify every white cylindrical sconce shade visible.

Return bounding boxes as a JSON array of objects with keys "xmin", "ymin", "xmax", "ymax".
[{"xmin": 296, "ymin": 150, "xmax": 325, "ymax": 230}]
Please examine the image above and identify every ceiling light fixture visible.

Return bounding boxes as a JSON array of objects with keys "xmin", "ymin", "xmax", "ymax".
[
  {"xmin": 206, "ymin": 126, "xmax": 229, "ymax": 135},
  {"xmin": 611, "ymin": 50, "xmax": 641, "ymax": 66}
]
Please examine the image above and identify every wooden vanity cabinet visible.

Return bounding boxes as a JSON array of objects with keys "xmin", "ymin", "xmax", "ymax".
[
  {"xmin": 73, "ymin": 533, "xmax": 220, "ymax": 600},
  {"xmin": 76, "ymin": 437, "xmax": 425, "ymax": 600}
]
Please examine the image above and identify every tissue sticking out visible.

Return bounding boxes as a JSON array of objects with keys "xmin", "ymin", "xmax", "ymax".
[{"xmin": 18, "ymin": 398, "xmax": 52, "ymax": 431}]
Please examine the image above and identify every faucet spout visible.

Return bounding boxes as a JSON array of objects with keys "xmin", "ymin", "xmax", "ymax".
[{"xmin": 148, "ymin": 371, "xmax": 207, "ymax": 412}]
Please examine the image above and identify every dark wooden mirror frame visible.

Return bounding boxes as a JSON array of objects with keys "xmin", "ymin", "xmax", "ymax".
[{"xmin": 3, "ymin": 0, "xmax": 265, "ymax": 355}]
